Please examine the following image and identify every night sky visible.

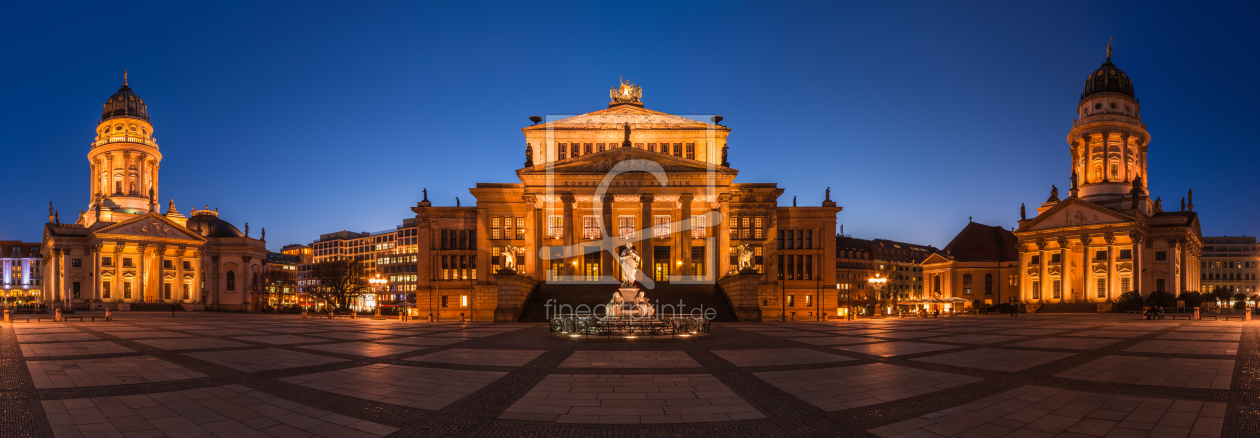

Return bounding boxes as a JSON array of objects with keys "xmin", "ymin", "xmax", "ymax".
[{"xmin": 2, "ymin": 1, "xmax": 1257, "ymax": 249}]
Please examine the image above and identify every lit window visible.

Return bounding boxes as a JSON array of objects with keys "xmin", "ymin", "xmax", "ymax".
[
  {"xmin": 691, "ymin": 215, "xmax": 706, "ymax": 238},
  {"xmin": 582, "ymin": 216, "xmax": 601, "ymax": 239},
  {"xmin": 618, "ymin": 216, "xmax": 636, "ymax": 239},
  {"xmin": 653, "ymin": 215, "xmax": 671, "ymax": 238},
  {"xmin": 460, "ymin": 295, "xmax": 468, "ymax": 307},
  {"xmin": 548, "ymin": 216, "xmax": 563, "ymax": 239}
]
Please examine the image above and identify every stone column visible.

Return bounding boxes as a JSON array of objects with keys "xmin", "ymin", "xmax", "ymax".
[
  {"xmin": 192, "ymin": 251, "xmax": 203, "ymax": 303},
  {"xmin": 560, "ymin": 193, "xmax": 575, "ymax": 277},
  {"xmin": 90, "ymin": 244, "xmax": 101, "ymax": 303},
  {"xmin": 1102, "ymin": 132, "xmax": 1112, "ymax": 182},
  {"xmin": 153, "ymin": 164, "xmax": 160, "ymax": 205},
  {"xmin": 601, "ymin": 194, "xmax": 614, "ymax": 280},
  {"xmin": 175, "ymin": 248, "xmax": 185, "ymax": 301},
  {"xmin": 1057, "ymin": 238, "xmax": 1070, "ymax": 302},
  {"xmin": 1106, "ymin": 234, "xmax": 1116, "ymax": 302},
  {"xmin": 137, "ymin": 154, "xmax": 146, "ymax": 199},
  {"xmin": 715, "ymin": 195, "xmax": 728, "ymax": 279},
  {"xmin": 1177, "ymin": 239, "xmax": 1188, "ymax": 296},
  {"xmin": 136, "ymin": 243, "xmax": 147, "ymax": 302},
  {"xmin": 242, "ymin": 256, "xmax": 252, "ymax": 309},
  {"xmin": 640, "ymin": 194, "xmax": 655, "ymax": 280},
  {"xmin": 1082, "ymin": 237, "xmax": 1092, "ymax": 301},
  {"xmin": 680, "ymin": 193, "xmax": 694, "ymax": 278},
  {"xmin": 155, "ymin": 245, "xmax": 167, "ymax": 301},
  {"xmin": 1018, "ymin": 245, "xmax": 1028, "ymax": 302},
  {"xmin": 1120, "ymin": 134, "xmax": 1131, "ymax": 182},
  {"xmin": 1130, "ymin": 233, "xmax": 1143, "ymax": 297},
  {"xmin": 51, "ymin": 248, "xmax": 61, "ymax": 306},
  {"xmin": 211, "ymin": 255, "xmax": 221, "ymax": 309},
  {"xmin": 113, "ymin": 244, "xmax": 124, "ymax": 302}
]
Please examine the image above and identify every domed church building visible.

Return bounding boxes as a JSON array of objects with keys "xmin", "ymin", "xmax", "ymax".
[
  {"xmin": 40, "ymin": 74, "xmax": 267, "ymax": 311},
  {"xmin": 1013, "ymin": 45, "xmax": 1202, "ymax": 308}
]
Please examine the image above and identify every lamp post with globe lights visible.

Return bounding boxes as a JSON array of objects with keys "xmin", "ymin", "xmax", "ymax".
[
  {"xmin": 868, "ymin": 273, "xmax": 888, "ymax": 318},
  {"xmin": 369, "ymin": 275, "xmax": 387, "ymax": 319}
]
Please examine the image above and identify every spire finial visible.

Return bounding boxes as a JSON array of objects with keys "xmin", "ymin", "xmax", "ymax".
[
  {"xmin": 124, "ymin": 70, "xmax": 128, "ymax": 86},
  {"xmin": 1107, "ymin": 36, "xmax": 1112, "ymax": 61}
]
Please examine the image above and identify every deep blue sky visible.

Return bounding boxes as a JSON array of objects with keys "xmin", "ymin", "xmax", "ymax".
[{"xmin": 2, "ymin": 1, "xmax": 1257, "ymax": 249}]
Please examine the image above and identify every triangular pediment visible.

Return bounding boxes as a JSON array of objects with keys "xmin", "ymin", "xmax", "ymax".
[
  {"xmin": 519, "ymin": 147, "xmax": 736, "ymax": 176},
  {"xmin": 523, "ymin": 105, "xmax": 725, "ymax": 131},
  {"xmin": 1019, "ymin": 198, "xmax": 1136, "ymax": 232},
  {"xmin": 94, "ymin": 213, "xmax": 206, "ymax": 243},
  {"xmin": 921, "ymin": 253, "xmax": 954, "ymax": 265}
]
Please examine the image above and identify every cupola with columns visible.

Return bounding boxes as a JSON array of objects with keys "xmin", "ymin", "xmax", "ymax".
[
  {"xmin": 87, "ymin": 71, "xmax": 163, "ymax": 225},
  {"xmin": 1066, "ymin": 42, "xmax": 1150, "ymax": 210}
]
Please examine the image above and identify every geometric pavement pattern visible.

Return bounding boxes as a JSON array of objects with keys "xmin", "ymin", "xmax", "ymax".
[{"xmin": 2, "ymin": 311, "xmax": 1255, "ymax": 437}]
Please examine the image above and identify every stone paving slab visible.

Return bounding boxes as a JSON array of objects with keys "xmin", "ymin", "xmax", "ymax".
[
  {"xmin": 1158, "ymin": 332, "xmax": 1242, "ymax": 342},
  {"xmin": 755, "ymin": 363, "xmax": 981, "ymax": 411},
  {"xmin": 101, "ymin": 331, "xmax": 194, "ymax": 340},
  {"xmin": 28, "ymin": 356, "xmax": 206, "ymax": 389},
  {"xmin": 408, "ymin": 348, "xmax": 547, "ymax": 366},
  {"xmin": 1125, "ymin": 340, "xmax": 1238, "ymax": 356},
  {"xmin": 1056, "ymin": 356, "xmax": 1234, "ymax": 390},
  {"xmin": 711, "ymin": 348, "xmax": 854, "ymax": 366},
  {"xmin": 501, "ymin": 373, "xmax": 764, "ymax": 424},
  {"xmin": 1007, "ymin": 337, "xmax": 1123, "ymax": 350},
  {"xmin": 42, "ymin": 384, "xmax": 398, "ymax": 438},
  {"xmin": 1065, "ymin": 329, "xmax": 1157, "ymax": 338},
  {"xmin": 299, "ymin": 342, "xmax": 427, "ymax": 357},
  {"xmin": 378, "ymin": 336, "xmax": 472, "ymax": 346},
  {"xmin": 866, "ymin": 331, "xmax": 941, "ymax": 339},
  {"xmin": 561, "ymin": 351, "xmax": 700, "ymax": 368},
  {"xmin": 183, "ymin": 348, "xmax": 346, "ymax": 372},
  {"xmin": 786, "ymin": 336, "xmax": 880, "ymax": 345},
  {"xmin": 133, "ymin": 338, "xmax": 254, "ymax": 351},
  {"xmin": 16, "ymin": 333, "xmax": 101, "ymax": 343},
  {"xmin": 230, "ymin": 335, "xmax": 329, "ymax": 345},
  {"xmin": 912, "ymin": 348, "xmax": 1075, "ymax": 372},
  {"xmin": 309, "ymin": 332, "xmax": 384, "ymax": 340},
  {"xmin": 867, "ymin": 385, "xmax": 1225, "ymax": 438},
  {"xmin": 20, "ymin": 341, "xmax": 135, "ymax": 357},
  {"xmin": 185, "ymin": 329, "xmax": 265, "ymax": 337},
  {"xmin": 834, "ymin": 342, "xmax": 959, "ymax": 357},
  {"xmin": 921, "ymin": 334, "xmax": 1026, "ymax": 344},
  {"xmin": 282, "ymin": 364, "xmax": 507, "ymax": 410},
  {"xmin": 14, "ymin": 326, "xmax": 82, "ymax": 334}
]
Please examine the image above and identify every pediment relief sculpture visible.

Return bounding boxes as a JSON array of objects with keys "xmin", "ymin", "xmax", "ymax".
[{"xmin": 1116, "ymin": 263, "xmax": 1133, "ymax": 273}]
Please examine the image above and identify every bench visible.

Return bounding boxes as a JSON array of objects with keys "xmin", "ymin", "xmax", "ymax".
[
  {"xmin": 91, "ymin": 315, "xmax": 109, "ymax": 321},
  {"xmin": 1224, "ymin": 315, "xmax": 1248, "ymax": 321},
  {"xmin": 1168, "ymin": 314, "xmax": 1191, "ymax": 320},
  {"xmin": 1200, "ymin": 315, "xmax": 1217, "ymax": 321},
  {"xmin": 63, "ymin": 316, "xmax": 84, "ymax": 322}
]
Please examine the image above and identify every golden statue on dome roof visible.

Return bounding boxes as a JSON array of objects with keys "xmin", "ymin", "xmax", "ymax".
[{"xmin": 610, "ymin": 77, "xmax": 642, "ymax": 104}]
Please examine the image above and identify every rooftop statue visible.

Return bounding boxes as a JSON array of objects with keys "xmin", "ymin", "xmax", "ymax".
[{"xmin": 610, "ymin": 77, "xmax": 642, "ymax": 104}]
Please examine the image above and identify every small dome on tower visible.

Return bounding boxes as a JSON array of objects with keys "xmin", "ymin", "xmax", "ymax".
[
  {"xmin": 101, "ymin": 78, "xmax": 150, "ymax": 122},
  {"xmin": 186, "ymin": 210, "xmax": 244, "ymax": 238},
  {"xmin": 1081, "ymin": 48, "xmax": 1135, "ymax": 100}
]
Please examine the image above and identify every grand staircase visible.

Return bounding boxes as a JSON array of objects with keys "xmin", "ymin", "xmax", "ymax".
[{"xmin": 517, "ymin": 282, "xmax": 737, "ymax": 322}]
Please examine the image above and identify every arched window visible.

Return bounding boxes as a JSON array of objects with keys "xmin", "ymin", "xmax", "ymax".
[
  {"xmin": 984, "ymin": 273, "xmax": 993, "ymax": 295},
  {"xmin": 226, "ymin": 270, "xmax": 235, "ymax": 291},
  {"xmin": 933, "ymin": 275, "xmax": 941, "ymax": 293},
  {"xmin": 963, "ymin": 274, "xmax": 973, "ymax": 295}
]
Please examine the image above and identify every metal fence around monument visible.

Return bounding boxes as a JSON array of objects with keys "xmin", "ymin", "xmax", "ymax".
[{"xmin": 549, "ymin": 315, "xmax": 710, "ymax": 338}]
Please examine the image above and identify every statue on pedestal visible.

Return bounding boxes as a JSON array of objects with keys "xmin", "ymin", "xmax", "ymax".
[
  {"xmin": 500, "ymin": 247, "xmax": 516, "ymax": 271},
  {"xmin": 737, "ymin": 243, "xmax": 754, "ymax": 271},
  {"xmin": 619, "ymin": 243, "xmax": 641, "ymax": 287},
  {"xmin": 607, "ymin": 292, "xmax": 624, "ymax": 317},
  {"xmin": 635, "ymin": 291, "xmax": 655, "ymax": 318}
]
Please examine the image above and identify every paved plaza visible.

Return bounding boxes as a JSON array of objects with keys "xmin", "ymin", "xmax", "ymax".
[{"xmin": 1, "ymin": 313, "xmax": 1255, "ymax": 437}]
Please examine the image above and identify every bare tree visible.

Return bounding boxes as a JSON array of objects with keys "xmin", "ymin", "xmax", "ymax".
[
  {"xmin": 309, "ymin": 259, "xmax": 370, "ymax": 311},
  {"xmin": 251, "ymin": 268, "xmax": 295, "ymax": 313}
]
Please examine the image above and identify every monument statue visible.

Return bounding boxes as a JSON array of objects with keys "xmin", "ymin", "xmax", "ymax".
[
  {"xmin": 524, "ymin": 144, "xmax": 533, "ymax": 167},
  {"xmin": 244, "ymin": 223, "xmax": 249, "ymax": 237},
  {"xmin": 721, "ymin": 145, "xmax": 729, "ymax": 167},
  {"xmin": 1047, "ymin": 185, "xmax": 1060, "ymax": 202},
  {"xmin": 261, "ymin": 228, "xmax": 266, "ymax": 241},
  {"xmin": 609, "ymin": 77, "xmax": 642, "ymax": 104},
  {"xmin": 619, "ymin": 243, "xmax": 641, "ymax": 287},
  {"xmin": 737, "ymin": 243, "xmax": 754, "ymax": 270},
  {"xmin": 635, "ymin": 291, "xmax": 655, "ymax": 318},
  {"xmin": 607, "ymin": 292, "xmax": 624, "ymax": 317},
  {"xmin": 500, "ymin": 247, "xmax": 516, "ymax": 270},
  {"xmin": 1020, "ymin": 203, "xmax": 1026, "ymax": 220}
]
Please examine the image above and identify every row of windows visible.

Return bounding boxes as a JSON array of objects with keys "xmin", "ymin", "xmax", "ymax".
[
  {"xmin": 1202, "ymin": 261, "xmax": 1255, "ymax": 269},
  {"xmin": 439, "ymin": 255, "xmax": 477, "ymax": 280},
  {"xmin": 490, "ymin": 217, "xmax": 527, "ymax": 240},
  {"xmin": 440, "ymin": 230, "xmax": 477, "ymax": 250},
  {"xmin": 554, "ymin": 142, "xmax": 698, "ymax": 160},
  {"xmin": 730, "ymin": 216, "xmax": 764, "ymax": 240},
  {"xmin": 777, "ymin": 254, "xmax": 813, "ymax": 280},
  {"xmin": 783, "ymin": 294, "xmax": 813, "ymax": 308},
  {"xmin": 777, "ymin": 230, "xmax": 813, "ymax": 250},
  {"xmin": 1029, "ymin": 277, "xmax": 1134, "ymax": 299},
  {"xmin": 1203, "ymin": 273, "xmax": 1255, "ymax": 281},
  {"xmin": 1030, "ymin": 249, "xmax": 1136, "ymax": 265}
]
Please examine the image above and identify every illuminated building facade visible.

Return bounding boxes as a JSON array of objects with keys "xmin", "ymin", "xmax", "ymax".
[
  {"xmin": 411, "ymin": 80, "xmax": 842, "ymax": 321},
  {"xmin": 1014, "ymin": 47, "xmax": 1202, "ymax": 306},
  {"xmin": 1199, "ymin": 236, "xmax": 1258, "ymax": 295},
  {"xmin": 922, "ymin": 222, "xmax": 1021, "ymax": 306},
  {"xmin": 40, "ymin": 76, "xmax": 268, "ymax": 311},
  {"xmin": 1, "ymin": 241, "xmax": 42, "ymax": 304},
  {"xmin": 835, "ymin": 236, "xmax": 934, "ymax": 316}
]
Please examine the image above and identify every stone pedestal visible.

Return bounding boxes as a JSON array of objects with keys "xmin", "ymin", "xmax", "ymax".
[
  {"xmin": 1194, "ymin": 307, "xmax": 1200, "ymax": 320},
  {"xmin": 718, "ymin": 271, "xmax": 763, "ymax": 322},
  {"xmin": 493, "ymin": 271, "xmax": 539, "ymax": 322}
]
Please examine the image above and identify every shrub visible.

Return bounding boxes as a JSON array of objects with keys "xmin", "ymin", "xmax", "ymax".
[
  {"xmin": 1115, "ymin": 291, "xmax": 1144, "ymax": 312},
  {"xmin": 1178, "ymin": 292, "xmax": 1204, "ymax": 309},
  {"xmin": 1146, "ymin": 291, "xmax": 1176, "ymax": 308}
]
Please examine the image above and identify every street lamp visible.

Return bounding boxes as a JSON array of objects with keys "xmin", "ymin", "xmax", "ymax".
[
  {"xmin": 369, "ymin": 275, "xmax": 387, "ymax": 319},
  {"xmin": 868, "ymin": 273, "xmax": 888, "ymax": 317}
]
